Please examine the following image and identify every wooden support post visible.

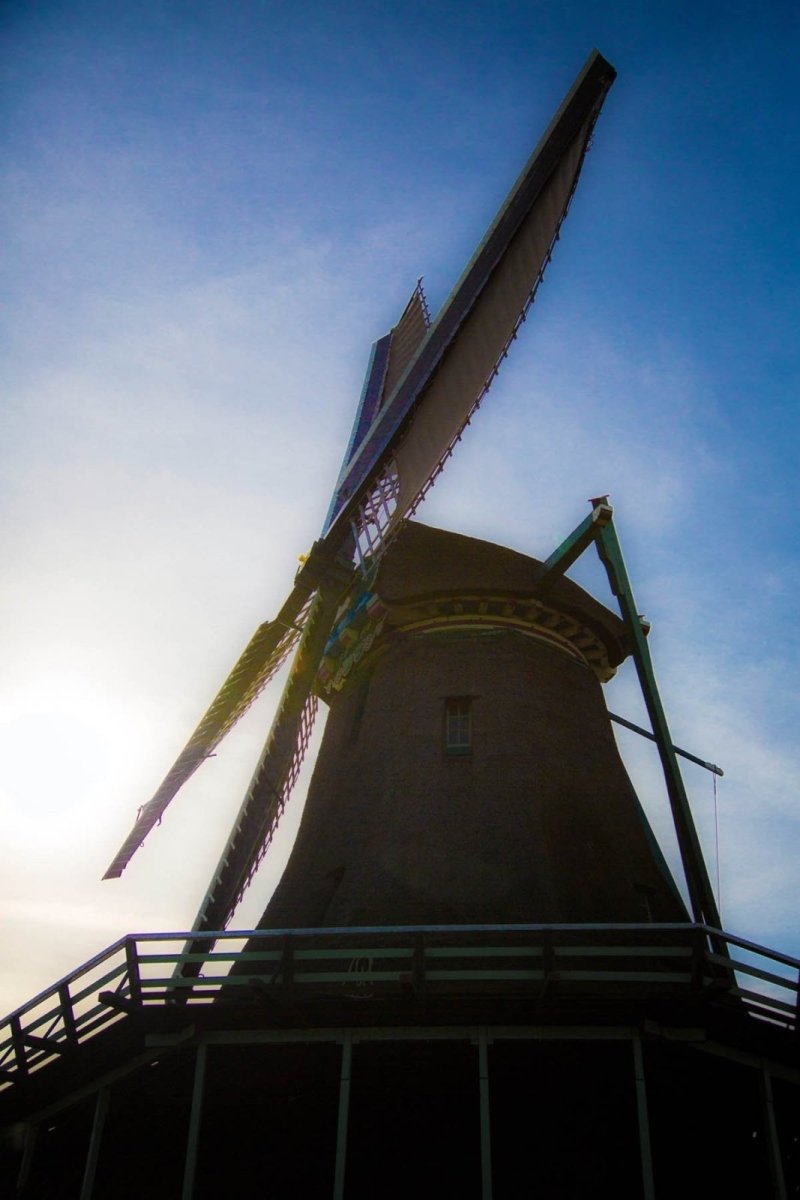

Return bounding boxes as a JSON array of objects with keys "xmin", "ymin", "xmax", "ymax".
[
  {"xmin": 632, "ymin": 1036, "xmax": 655, "ymax": 1200},
  {"xmin": 760, "ymin": 1069, "xmax": 787, "ymax": 1200},
  {"xmin": 79, "ymin": 1087, "xmax": 109, "ymax": 1200},
  {"xmin": 333, "ymin": 1031, "xmax": 353, "ymax": 1200},
  {"xmin": 15, "ymin": 1122, "xmax": 38, "ymax": 1196},
  {"xmin": 478, "ymin": 1029, "xmax": 493, "ymax": 1200},
  {"xmin": 182, "ymin": 1043, "xmax": 206, "ymax": 1200}
]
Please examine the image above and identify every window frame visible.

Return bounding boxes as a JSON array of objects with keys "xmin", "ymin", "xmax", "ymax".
[{"xmin": 443, "ymin": 696, "xmax": 473, "ymax": 756}]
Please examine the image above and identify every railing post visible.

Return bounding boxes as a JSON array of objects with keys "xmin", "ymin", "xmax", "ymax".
[
  {"xmin": 281, "ymin": 935, "xmax": 295, "ymax": 994},
  {"xmin": 58, "ymin": 983, "xmax": 78, "ymax": 1045},
  {"xmin": 10, "ymin": 1015, "xmax": 28, "ymax": 1080},
  {"xmin": 541, "ymin": 929, "xmax": 555, "ymax": 999},
  {"xmin": 125, "ymin": 937, "xmax": 142, "ymax": 1006},
  {"xmin": 690, "ymin": 925, "xmax": 707, "ymax": 992},
  {"xmin": 413, "ymin": 932, "xmax": 426, "ymax": 1007}
]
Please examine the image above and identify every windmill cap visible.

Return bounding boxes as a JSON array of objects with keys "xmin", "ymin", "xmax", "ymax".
[{"xmin": 374, "ymin": 520, "xmax": 630, "ymax": 671}]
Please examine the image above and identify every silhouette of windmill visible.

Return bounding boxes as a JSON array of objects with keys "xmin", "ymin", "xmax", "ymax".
[{"xmin": 103, "ymin": 49, "xmax": 720, "ymax": 940}]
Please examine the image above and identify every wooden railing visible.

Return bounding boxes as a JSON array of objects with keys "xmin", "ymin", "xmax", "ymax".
[{"xmin": 1, "ymin": 923, "xmax": 797, "ymax": 1092}]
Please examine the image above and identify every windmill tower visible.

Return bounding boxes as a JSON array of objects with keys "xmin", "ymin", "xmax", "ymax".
[
  {"xmin": 256, "ymin": 520, "xmax": 688, "ymax": 932},
  {"xmin": 2, "ymin": 51, "xmax": 797, "ymax": 1200}
]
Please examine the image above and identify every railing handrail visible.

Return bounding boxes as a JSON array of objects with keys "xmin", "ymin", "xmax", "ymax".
[
  {"xmin": 3, "ymin": 923, "xmax": 798, "ymax": 1023},
  {"xmin": 694, "ymin": 924, "xmax": 800, "ymax": 972}
]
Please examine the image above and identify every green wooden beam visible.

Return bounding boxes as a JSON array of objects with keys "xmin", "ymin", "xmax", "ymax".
[
  {"xmin": 608, "ymin": 711, "xmax": 723, "ymax": 777},
  {"xmin": 532, "ymin": 500, "xmax": 613, "ymax": 591},
  {"xmin": 593, "ymin": 510, "xmax": 725, "ymax": 939}
]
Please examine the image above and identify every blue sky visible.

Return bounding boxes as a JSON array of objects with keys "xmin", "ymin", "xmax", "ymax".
[{"xmin": 1, "ymin": 0, "xmax": 798, "ymax": 1013}]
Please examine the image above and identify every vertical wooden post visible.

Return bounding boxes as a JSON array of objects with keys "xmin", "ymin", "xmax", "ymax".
[
  {"xmin": 478, "ymin": 1029, "xmax": 493, "ymax": 1200},
  {"xmin": 333, "ymin": 1032, "xmax": 353, "ymax": 1200},
  {"xmin": 79, "ymin": 1087, "xmax": 109, "ymax": 1200},
  {"xmin": 15, "ymin": 1122, "xmax": 38, "ymax": 1196},
  {"xmin": 58, "ymin": 983, "xmax": 78, "ymax": 1045},
  {"xmin": 182, "ymin": 1043, "xmax": 206, "ymax": 1200},
  {"xmin": 632, "ymin": 1036, "xmax": 655, "ymax": 1200},
  {"xmin": 760, "ymin": 1069, "xmax": 787, "ymax": 1200},
  {"xmin": 10, "ymin": 1015, "xmax": 28, "ymax": 1080},
  {"xmin": 125, "ymin": 937, "xmax": 142, "ymax": 1006}
]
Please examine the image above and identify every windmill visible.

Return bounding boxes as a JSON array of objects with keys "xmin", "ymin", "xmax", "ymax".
[
  {"xmin": 4, "ymin": 49, "xmax": 798, "ymax": 1200},
  {"xmin": 104, "ymin": 48, "xmax": 690, "ymax": 936}
]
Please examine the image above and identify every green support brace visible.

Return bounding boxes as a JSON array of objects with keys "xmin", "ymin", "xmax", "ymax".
[
  {"xmin": 532, "ymin": 501, "xmax": 614, "ymax": 592},
  {"xmin": 592, "ymin": 511, "xmax": 725, "ymax": 938},
  {"xmin": 533, "ymin": 500, "xmax": 726, "ymax": 948}
]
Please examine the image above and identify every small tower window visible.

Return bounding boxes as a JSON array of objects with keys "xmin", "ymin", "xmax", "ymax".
[{"xmin": 444, "ymin": 697, "xmax": 472, "ymax": 755}]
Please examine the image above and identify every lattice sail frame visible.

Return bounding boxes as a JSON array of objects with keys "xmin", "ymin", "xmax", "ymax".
[
  {"xmin": 351, "ymin": 459, "xmax": 401, "ymax": 569},
  {"xmin": 235, "ymin": 691, "xmax": 319, "ymax": 909}
]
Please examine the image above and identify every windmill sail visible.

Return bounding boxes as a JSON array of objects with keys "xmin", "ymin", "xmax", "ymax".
[
  {"xmin": 322, "ymin": 281, "xmax": 430, "ymax": 533},
  {"xmin": 326, "ymin": 50, "xmax": 615, "ymax": 553},
  {"xmin": 377, "ymin": 282, "xmax": 431, "ymax": 419},
  {"xmin": 103, "ymin": 592, "xmax": 315, "ymax": 879},
  {"xmin": 184, "ymin": 579, "xmax": 352, "ymax": 942},
  {"xmin": 393, "ymin": 122, "xmax": 589, "ymax": 518}
]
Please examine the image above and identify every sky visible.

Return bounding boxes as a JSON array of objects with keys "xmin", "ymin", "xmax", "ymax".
[{"xmin": 1, "ymin": 0, "xmax": 798, "ymax": 1017}]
